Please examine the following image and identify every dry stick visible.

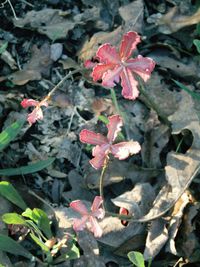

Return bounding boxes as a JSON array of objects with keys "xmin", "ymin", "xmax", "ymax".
[{"xmin": 46, "ymin": 68, "xmax": 83, "ymax": 100}]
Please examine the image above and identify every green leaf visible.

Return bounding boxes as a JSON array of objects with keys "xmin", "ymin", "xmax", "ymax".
[
  {"xmin": 0, "ymin": 158, "xmax": 55, "ymax": 176},
  {"xmin": 0, "ymin": 181, "xmax": 27, "ymax": 210},
  {"xmin": 172, "ymin": 79, "xmax": 200, "ymax": 101},
  {"xmin": 52, "ymin": 243, "xmax": 80, "ymax": 264},
  {"xmin": 128, "ymin": 251, "xmax": 145, "ymax": 267},
  {"xmin": 0, "ymin": 119, "xmax": 25, "ymax": 152},
  {"xmin": 0, "ymin": 42, "xmax": 8, "ymax": 54},
  {"xmin": 193, "ymin": 39, "xmax": 200, "ymax": 54},
  {"xmin": 0, "ymin": 234, "xmax": 34, "ymax": 260},
  {"xmin": 2, "ymin": 213, "xmax": 27, "ymax": 225},
  {"xmin": 22, "ymin": 208, "xmax": 52, "ymax": 239},
  {"xmin": 29, "ymin": 233, "xmax": 52, "ymax": 263}
]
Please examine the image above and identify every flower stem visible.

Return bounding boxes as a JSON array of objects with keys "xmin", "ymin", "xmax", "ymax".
[
  {"xmin": 46, "ymin": 68, "xmax": 83, "ymax": 100},
  {"xmin": 138, "ymin": 81, "xmax": 171, "ymax": 126},
  {"xmin": 99, "ymin": 158, "xmax": 109, "ymax": 209}
]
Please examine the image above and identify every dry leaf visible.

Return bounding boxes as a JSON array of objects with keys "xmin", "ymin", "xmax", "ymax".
[
  {"xmin": 13, "ymin": 9, "xmax": 76, "ymax": 41},
  {"xmin": 132, "ymin": 92, "xmax": 200, "ymax": 223},
  {"xmin": 99, "ymin": 183, "xmax": 155, "ymax": 248},
  {"xmin": 78, "ymin": 26, "xmax": 123, "ymax": 61},
  {"xmin": 119, "ymin": 0, "xmax": 144, "ymax": 33},
  {"xmin": 157, "ymin": 7, "xmax": 200, "ymax": 34},
  {"xmin": 1, "ymin": 43, "xmax": 52, "ymax": 85}
]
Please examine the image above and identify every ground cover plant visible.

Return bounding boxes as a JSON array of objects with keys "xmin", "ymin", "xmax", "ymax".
[{"xmin": 0, "ymin": 0, "xmax": 200, "ymax": 266}]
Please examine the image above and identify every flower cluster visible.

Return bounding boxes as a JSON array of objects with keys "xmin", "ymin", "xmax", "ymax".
[{"xmin": 20, "ymin": 31, "xmax": 155, "ymax": 238}]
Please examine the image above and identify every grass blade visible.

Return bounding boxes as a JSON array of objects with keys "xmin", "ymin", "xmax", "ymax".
[{"xmin": 0, "ymin": 158, "xmax": 55, "ymax": 176}]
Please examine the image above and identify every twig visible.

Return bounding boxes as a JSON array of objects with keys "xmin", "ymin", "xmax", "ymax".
[{"xmin": 99, "ymin": 158, "xmax": 109, "ymax": 210}]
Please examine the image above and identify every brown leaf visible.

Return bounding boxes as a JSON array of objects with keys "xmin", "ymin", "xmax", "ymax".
[
  {"xmin": 119, "ymin": 0, "xmax": 144, "ymax": 33},
  {"xmin": 157, "ymin": 7, "xmax": 200, "ymax": 34},
  {"xmin": 78, "ymin": 26, "xmax": 123, "ymax": 62},
  {"xmin": 13, "ymin": 9, "xmax": 76, "ymax": 41}
]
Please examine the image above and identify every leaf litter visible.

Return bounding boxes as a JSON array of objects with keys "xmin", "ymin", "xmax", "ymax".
[{"xmin": 1, "ymin": 0, "xmax": 200, "ymax": 266}]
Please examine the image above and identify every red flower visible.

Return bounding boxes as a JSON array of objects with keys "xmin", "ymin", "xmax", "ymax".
[
  {"xmin": 70, "ymin": 196, "xmax": 105, "ymax": 238},
  {"xmin": 92, "ymin": 31, "xmax": 155, "ymax": 100},
  {"xmin": 79, "ymin": 114, "xmax": 141, "ymax": 169},
  {"xmin": 21, "ymin": 98, "xmax": 48, "ymax": 125}
]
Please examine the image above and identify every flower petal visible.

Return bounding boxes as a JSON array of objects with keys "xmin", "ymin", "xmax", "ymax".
[
  {"xmin": 119, "ymin": 31, "xmax": 141, "ymax": 61},
  {"xmin": 92, "ymin": 63, "xmax": 116, "ymax": 81},
  {"xmin": 84, "ymin": 59, "xmax": 97, "ymax": 69},
  {"xmin": 91, "ymin": 196, "xmax": 105, "ymax": 219},
  {"xmin": 111, "ymin": 141, "xmax": 141, "ymax": 160},
  {"xmin": 72, "ymin": 216, "xmax": 88, "ymax": 231},
  {"xmin": 106, "ymin": 115, "xmax": 123, "ymax": 143},
  {"xmin": 80, "ymin": 129, "xmax": 108, "ymax": 145},
  {"xmin": 96, "ymin": 43, "xmax": 120, "ymax": 64},
  {"xmin": 70, "ymin": 200, "xmax": 89, "ymax": 215},
  {"xmin": 126, "ymin": 56, "xmax": 156, "ymax": 82},
  {"xmin": 101, "ymin": 65, "xmax": 122, "ymax": 88},
  {"xmin": 21, "ymin": 98, "xmax": 39, "ymax": 108},
  {"xmin": 90, "ymin": 144, "xmax": 109, "ymax": 169},
  {"xmin": 120, "ymin": 67, "xmax": 139, "ymax": 100},
  {"xmin": 27, "ymin": 107, "xmax": 43, "ymax": 125},
  {"xmin": 88, "ymin": 216, "xmax": 103, "ymax": 238}
]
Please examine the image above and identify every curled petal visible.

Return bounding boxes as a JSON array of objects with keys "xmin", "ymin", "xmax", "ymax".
[
  {"xmin": 120, "ymin": 31, "xmax": 141, "ymax": 61},
  {"xmin": 70, "ymin": 200, "xmax": 89, "ymax": 215},
  {"xmin": 126, "ymin": 56, "xmax": 156, "ymax": 82},
  {"xmin": 96, "ymin": 43, "xmax": 120, "ymax": 64},
  {"xmin": 84, "ymin": 60, "xmax": 97, "ymax": 69},
  {"xmin": 88, "ymin": 216, "xmax": 103, "ymax": 238},
  {"xmin": 111, "ymin": 141, "xmax": 141, "ymax": 160},
  {"xmin": 80, "ymin": 129, "xmax": 108, "ymax": 145},
  {"xmin": 91, "ymin": 196, "xmax": 105, "ymax": 218},
  {"xmin": 72, "ymin": 216, "xmax": 88, "ymax": 232},
  {"xmin": 120, "ymin": 67, "xmax": 139, "ymax": 100},
  {"xmin": 21, "ymin": 98, "xmax": 39, "ymax": 108},
  {"xmin": 106, "ymin": 115, "xmax": 123, "ymax": 143},
  {"xmin": 90, "ymin": 144, "xmax": 110, "ymax": 169},
  {"xmin": 27, "ymin": 107, "xmax": 43, "ymax": 125},
  {"xmin": 90, "ymin": 153, "xmax": 107, "ymax": 170},
  {"xmin": 101, "ymin": 65, "xmax": 122, "ymax": 88},
  {"xmin": 92, "ymin": 63, "xmax": 116, "ymax": 81}
]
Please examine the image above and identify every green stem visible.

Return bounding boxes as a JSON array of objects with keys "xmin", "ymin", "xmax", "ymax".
[
  {"xmin": 99, "ymin": 159, "xmax": 109, "ymax": 210},
  {"xmin": 139, "ymin": 81, "xmax": 171, "ymax": 127}
]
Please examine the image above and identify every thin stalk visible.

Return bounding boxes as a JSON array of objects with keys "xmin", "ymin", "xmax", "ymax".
[
  {"xmin": 99, "ymin": 158, "xmax": 108, "ymax": 210},
  {"xmin": 46, "ymin": 68, "xmax": 82, "ymax": 99}
]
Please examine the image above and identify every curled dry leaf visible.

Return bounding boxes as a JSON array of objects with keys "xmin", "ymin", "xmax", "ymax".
[
  {"xmin": 98, "ymin": 183, "xmax": 155, "ymax": 248},
  {"xmin": 131, "ymin": 91, "xmax": 200, "ymax": 223},
  {"xmin": 156, "ymin": 7, "xmax": 200, "ymax": 34}
]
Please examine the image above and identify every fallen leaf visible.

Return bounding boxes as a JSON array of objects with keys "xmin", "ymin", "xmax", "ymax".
[
  {"xmin": 157, "ymin": 7, "xmax": 200, "ymax": 34},
  {"xmin": 131, "ymin": 91, "xmax": 200, "ymax": 223},
  {"xmin": 119, "ymin": 0, "xmax": 144, "ymax": 33},
  {"xmin": 13, "ymin": 9, "xmax": 76, "ymax": 41},
  {"xmin": 99, "ymin": 183, "xmax": 155, "ymax": 248},
  {"xmin": 1, "ymin": 43, "xmax": 52, "ymax": 86},
  {"xmin": 78, "ymin": 26, "xmax": 123, "ymax": 61}
]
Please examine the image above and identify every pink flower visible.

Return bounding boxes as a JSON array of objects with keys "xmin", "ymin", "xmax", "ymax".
[
  {"xmin": 79, "ymin": 114, "xmax": 141, "ymax": 169},
  {"xmin": 21, "ymin": 98, "xmax": 48, "ymax": 125},
  {"xmin": 92, "ymin": 31, "xmax": 155, "ymax": 100},
  {"xmin": 70, "ymin": 196, "xmax": 105, "ymax": 238}
]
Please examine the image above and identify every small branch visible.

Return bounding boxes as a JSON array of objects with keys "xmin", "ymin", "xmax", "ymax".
[{"xmin": 7, "ymin": 0, "xmax": 18, "ymax": 20}]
